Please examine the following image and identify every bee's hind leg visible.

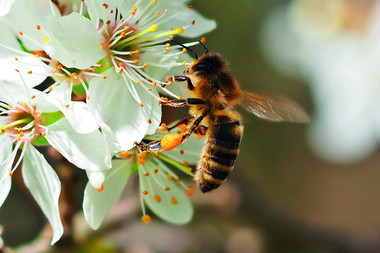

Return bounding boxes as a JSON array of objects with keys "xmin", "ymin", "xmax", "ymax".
[
  {"xmin": 134, "ymin": 140, "xmax": 165, "ymax": 153},
  {"xmin": 167, "ymin": 116, "xmax": 195, "ymax": 132},
  {"xmin": 194, "ymin": 125, "xmax": 208, "ymax": 139}
]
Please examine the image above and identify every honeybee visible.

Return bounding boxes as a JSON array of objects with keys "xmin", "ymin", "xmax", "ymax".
[{"xmin": 137, "ymin": 41, "xmax": 309, "ymax": 193}]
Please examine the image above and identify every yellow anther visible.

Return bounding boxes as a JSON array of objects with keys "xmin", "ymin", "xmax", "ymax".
[
  {"xmin": 150, "ymin": 24, "xmax": 158, "ymax": 32},
  {"xmin": 142, "ymin": 215, "xmax": 151, "ymax": 223},
  {"xmin": 97, "ymin": 184, "xmax": 104, "ymax": 192},
  {"xmin": 43, "ymin": 36, "xmax": 49, "ymax": 43},
  {"xmin": 177, "ymin": 27, "xmax": 184, "ymax": 34}
]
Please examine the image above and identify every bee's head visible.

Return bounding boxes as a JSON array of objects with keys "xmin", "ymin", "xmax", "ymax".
[{"xmin": 184, "ymin": 53, "xmax": 226, "ymax": 76}]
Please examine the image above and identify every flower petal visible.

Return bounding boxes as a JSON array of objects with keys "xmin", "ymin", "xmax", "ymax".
[
  {"xmin": 0, "ymin": 0, "xmax": 15, "ymax": 17},
  {"xmin": 148, "ymin": 0, "xmax": 216, "ymax": 38},
  {"xmin": 0, "ymin": 19, "xmax": 22, "ymax": 57},
  {"xmin": 86, "ymin": 171, "xmax": 105, "ymax": 189},
  {"xmin": 45, "ymin": 118, "xmax": 112, "ymax": 171},
  {"xmin": 83, "ymin": 159, "xmax": 133, "ymax": 229},
  {"xmin": 0, "ymin": 135, "xmax": 12, "ymax": 208},
  {"xmin": 0, "ymin": 56, "xmax": 50, "ymax": 87},
  {"xmin": 139, "ymin": 157, "xmax": 193, "ymax": 225},
  {"xmin": 7, "ymin": 0, "xmax": 60, "ymax": 51},
  {"xmin": 44, "ymin": 12, "xmax": 106, "ymax": 69},
  {"xmin": 62, "ymin": 102, "xmax": 99, "ymax": 134},
  {"xmin": 22, "ymin": 144, "xmax": 63, "ymax": 245},
  {"xmin": 88, "ymin": 70, "xmax": 156, "ymax": 152},
  {"xmin": 164, "ymin": 134, "xmax": 204, "ymax": 165}
]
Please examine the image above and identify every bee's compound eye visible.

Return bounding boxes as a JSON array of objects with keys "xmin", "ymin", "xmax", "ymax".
[
  {"xmin": 211, "ymin": 82, "xmax": 218, "ymax": 89},
  {"xmin": 195, "ymin": 63, "xmax": 208, "ymax": 71}
]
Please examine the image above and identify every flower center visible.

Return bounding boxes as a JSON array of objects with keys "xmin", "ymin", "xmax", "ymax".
[{"xmin": 1, "ymin": 103, "xmax": 44, "ymax": 142}]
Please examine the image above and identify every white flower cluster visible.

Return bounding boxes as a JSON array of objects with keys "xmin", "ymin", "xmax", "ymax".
[
  {"xmin": 0, "ymin": 0, "xmax": 215, "ymax": 244},
  {"xmin": 263, "ymin": 0, "xmax": 380, "ymax": 163}
]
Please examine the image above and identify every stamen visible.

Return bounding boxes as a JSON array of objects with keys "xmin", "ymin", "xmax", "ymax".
[
  {"xmin": 154, "ymin": 195, "xmax": 161, "ymax": 203},
  {"xmin": 113, "ymin": 25, "xmax": 158, "ymax": 48},
  {"xmin": 97, "ymin": 184, "xmax": 104, "ymax": 191},
  {"xmin": 186, "ymin": 186, "xmax": 195, "ymax": 196},
  {"xmin": 142, "ymin": 215, "xmax": 151, "ymax": 223}
]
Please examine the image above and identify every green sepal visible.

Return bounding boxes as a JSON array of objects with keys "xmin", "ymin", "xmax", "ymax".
[
  {"xmin": 32, "ymin": 136, "xmax": 49, "ymax": 146},
  {"xmin": 41, "ymin": 111, "xmax": 64, "ymax": 126},
  {"xmin": 72, "ymin": 80, "xmax": 88, "ymax": 95},
  {"xmin": 96, "ymin": 57, "xmax": 113, "ymax": 73}
]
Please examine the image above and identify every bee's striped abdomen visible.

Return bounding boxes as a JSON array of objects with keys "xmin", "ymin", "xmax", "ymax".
[{"xmin": 196, "ymin": 114, "xmax": 242, "ymax": 193}]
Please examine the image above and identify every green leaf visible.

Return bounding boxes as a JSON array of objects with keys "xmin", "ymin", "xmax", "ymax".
[
  {"xmin": 139, "ymin": 157, "xmax": 193, "ymax": 225},
  {"xmin": 22, "ymin": 144, "xmax": 63, "ymax": 245},
  {"xmin": 83, "ymin": 159, "xmax": 134, "ymax": 230}
]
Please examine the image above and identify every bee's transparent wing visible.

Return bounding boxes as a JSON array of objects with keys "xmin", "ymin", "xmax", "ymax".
[{"xmin": 241, "ymin": 91, "xmax": 310, "ymax": 123}]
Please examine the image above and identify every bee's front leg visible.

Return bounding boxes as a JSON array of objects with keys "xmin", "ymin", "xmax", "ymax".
[
  {"xmin": 163, "ymin": 75, "xmax": 194, "ymax": 90},
  {"xmin": 160, "ymin": 98, "xmax": 206, "ymax": 107}
]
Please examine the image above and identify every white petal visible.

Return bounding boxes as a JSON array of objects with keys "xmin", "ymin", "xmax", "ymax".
[
  {"xmin": 0, "ymin": 135, "xmax": 12, "ymax": 208},
  {"xmin": 160, "ymin": 52, "xmax": 194, "ymax": 99},
  {"xmin": 0, "ymin": 82, "xmax": 59, "ymax": 113},
  {"xmin": 135, "ymin": 86, "xmax": 161, "ymax": 136},
  {"xmin": 88, "ymin": 70, "xmax": 157, "ymax": 152},
  {"xmin": 83, "ymin": 159, "xmax": 133, "ymax": 229},
  {"xmin": 144, "ymin": 47, "xmax": 181, "ymax": 82},
  {"xmin": 63, "ymin": 102, "xmax": 99, "ymax": 134},
  {"xmin": 307, "ymin": 41, "xmax": 378, "ymax": 163},
  {"xmin": 0, "ymin": 0, "xmax": 15, "ymax": 17},
  {"xmin": 149, "ymin": 0, "xmax": 216, "ymax": 38},
  {"xmin": 0, "ymin": 56, "xmax": 50, "ymax": 87},
  {"xmin": 7, "ymin": 0, "xmax": 60, "ymax": 51},
  {"xmin": 0, "ymin": 18, "xmax": 22, "ymax": 57},
  {"xmin": 0, "ymin": 81, "xmax": 41, "ymax": 105},
  {"xmin": 22, "ymin": 144, "xmax": 63, "ymax": 245},
  {"xmin": 85, "ymin": 0, "xmax": 125, "ymax": 24},
  {"xmin": 86, "ymin": 171, "xmax": 105, "ymax": 189},
  {"xmin": 46, "ymin": 118, "xmax": 112, "ymax": 171},
  {"xmin": 164, "ymin": 134, "xmax": 204, "ymax": 165},
  {"xmin": 44, "ymin": 12, "xmax": 106, "ymax": 69},
  {"xmin": 139, "ymin": 157, "xmax": 193, "ymax": 225}
]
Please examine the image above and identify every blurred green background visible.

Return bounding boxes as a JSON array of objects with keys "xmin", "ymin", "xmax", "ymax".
[{"xmin": 3, "ymin": 0, "xmax": 380, "ymax": 252}]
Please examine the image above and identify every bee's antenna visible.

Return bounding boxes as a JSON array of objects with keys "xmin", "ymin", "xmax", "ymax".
[
  {"xmin": 171, "ymin": 40, "xmax": 198, "ymax": 59},
  {"xmin": 198, "ymin": 40, "xmax": 209, "ymax": 54}
]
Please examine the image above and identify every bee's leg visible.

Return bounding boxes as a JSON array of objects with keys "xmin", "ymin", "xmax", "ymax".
[
  {"xmin": 134, "ymin": 140, "xmax": 165, "ymax": 153},
  {"xmin": 194, "ymin": 125, "xmax": 208, "ymax": 138},
  {"xmin": 164, "ymin": 75, "xmax": 194, "ymax": 90},
  {"xmin": 167, "ymin": 116, "xmax": 194, "ymax": 131},
  {"xmin": 180, "ymin": 109, "xmax": 210, "ymax": 143},
  {"xmin": 160, "ymin": 98, "xmax": 206, "ymax": 108},
  {"xmin": 136, "ymin": 109, "xmax": 210, "ymax": 153}
]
